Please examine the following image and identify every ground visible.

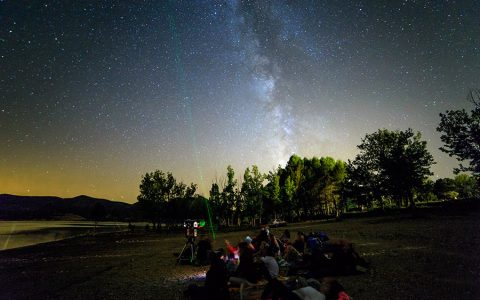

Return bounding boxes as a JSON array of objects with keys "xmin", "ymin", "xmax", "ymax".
[{"xmin": 1, "ymin": 207, "xmax": 479, "ymax": 299}]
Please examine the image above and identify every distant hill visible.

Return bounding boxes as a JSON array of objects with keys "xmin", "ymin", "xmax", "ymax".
[{"xmin": 0, "ymin": 194, "xmax": 137, "ymax": 221}]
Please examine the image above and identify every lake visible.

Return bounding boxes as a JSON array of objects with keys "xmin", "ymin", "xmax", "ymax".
[{"xmin": 0, "ymin": 221, "xmax": 130, "ymax": 250}]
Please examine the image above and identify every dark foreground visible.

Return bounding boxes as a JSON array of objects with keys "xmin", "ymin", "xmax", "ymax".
[{"xmin": 1, "ymin": 208, "xmax": 479, "ymax": 299}]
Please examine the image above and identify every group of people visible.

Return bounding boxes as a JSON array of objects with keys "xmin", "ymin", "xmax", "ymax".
[{"xmin": 185, "ymin": 227, "xmax": 367, "ymax": 300}]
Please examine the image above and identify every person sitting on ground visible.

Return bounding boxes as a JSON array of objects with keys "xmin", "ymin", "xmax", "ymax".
[
  {"xmin": 260, "ymin": 245, "xmax": 282, "ymax": 300},
  {"xmin": 262, "ymin": 277, "xmax": 327, "ymax": 300},
  {"xmin": 229, "ymin": 241, "xmax": 258, "ymax": 284},
  {"xmin": 293, "ymin": 283, "xmax": 326, "ymax": 300},
  {"xmin": 280, "ymin": 229, "xmax": 291, "ymax": 246},
  {"xmin": 196, "ymin": 234, "xmax": 213, "ymax": 265},
  {"xmin": 281, "ymin": 229, "xmax": 291, "ymax": 241},
  {"xmin": 260, "ymin": 245, "xmax": 279, "ymax": 280},
  {"xmin": 269, "ymin": 232, "xmax": 282, "ymax": 256},
  {"xmin": 284, "ymin": 244, "xmax": 302, "ymax": 262},
  {"xmin": 185, "ymin": 250, "xmax": 230, "ymax": 300},
  {"xmin": 320, "ymin": 278, "xmax": 351, "ymax": 300},
  {"xmin": 253, "ymin": 227, "xmax": 271, "ymax": 250},
  {"xmin": 244, "ymin": 236, "xmax": 256, "ymax": 252},
  {"xmin": 292, "ymin": 231, "xmax": 306, "ymax": 254}
]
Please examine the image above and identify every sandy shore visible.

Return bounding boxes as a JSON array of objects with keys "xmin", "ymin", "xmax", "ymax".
[{"xmin": 1, "ymin": 210, "xmax": 479, "ymax": 299}]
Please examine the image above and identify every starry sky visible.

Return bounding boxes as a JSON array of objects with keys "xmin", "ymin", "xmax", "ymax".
[{"xmin": 1, "ymin": 1, "xmax": 479, "ymax": 203}]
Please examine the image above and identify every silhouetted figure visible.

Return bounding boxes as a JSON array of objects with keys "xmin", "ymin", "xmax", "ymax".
[
  {"xmin": 232, "ymin": 241, "xmax": 257, "ymax": 283},
  {"xmin": 128, "ymin": 221, "xmax": 135, "ymax": 233},
  {"xmin": 281, "ymin": 229, "xmax": 291, "ymax": 244},
  {"xmin": 321, "ymin": 279, "xmax": 350, "ymax": 300},
  {"xmin": 196, "ymin": 235, "xmax": 212, "ymax": 265},
  {"xmin": 269, "ymin": 233, "xmax": 281, "ymax": 256},
  {"xmin": 253, "ymin": 227, "xmax": 270, "ymax": 250},
  {"xmin": 260, "ymin": 246, "xmax": 281, "ymax": 299},
  {"xmin": 262, "ymin": 277, "xmax": 328, "ymax": 300},
  {"xmin": 292, "ymin": 231, "xmax": 306, "ymax": 254},
  {"xmin": 185, "ymin": 251, "xmax": 230, "ymax": 300}
]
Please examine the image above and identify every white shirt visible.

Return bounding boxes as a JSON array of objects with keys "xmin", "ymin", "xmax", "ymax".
[
  {"xmin": 292, "ymin": 286, "xmax": 326, "ymax": 300},
  {"xmin": 261, "ymin": 256, "xmax": 279, "ymax": 278}
]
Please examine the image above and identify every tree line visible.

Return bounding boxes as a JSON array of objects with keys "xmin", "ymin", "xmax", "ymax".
[{"xmin": 137, "ymin": 92, "xmax": 479, "ymax": 226}]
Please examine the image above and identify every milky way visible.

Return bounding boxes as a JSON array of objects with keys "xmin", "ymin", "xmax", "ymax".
[{"xmin": 1, "ymin": 1, "xmax": 479, "ymax": 202}]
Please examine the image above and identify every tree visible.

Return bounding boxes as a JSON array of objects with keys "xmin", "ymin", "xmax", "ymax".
[
  {"xmin": 349, "ymin": 129, "xmax": 435, "ymax": 208},
  {"xmin": 329, "ymin": 159, "xmax": 347, "ymax": 217},
  {"xmin": 209, "ymin": 182, "xmax": 221, "ymax": 223},
  {"xmin": 263, "ymin": 170, "xmax": 281, "ymax": 220},
  {"xmin": 221, "ymin": 165, "xmax": 238, "ymax": 226},
  {"xmin": 281, "ymin": 155, "xmax": 304, "ymax": 219},
  {"xmin": 415, "ymin": 179, "xmax": 438, "ymax": 203},
  {"xmin": 283, "ymin": 175, "xmax": 297, "ymax": 220},
  {"xmin": 454, "ymin": 174, "xmax": 478, "ymax": 199},
  {"xmin": 241, "ymin": 165, "xmax": 264, "ymax": 226},
  {"xmin": 437, "ymin": 89, "xmax": 480, "ymax": 176},
  {"xmin": 433, "ymin": 178, "xmax": 456, "ymax": 200},
  {"xmin": 137, "ymin": 170, "xmax": 196, "ymax": 226},
  {"xmin": 300, "ymin": 157, "xmax": 346, "ymax": 217}
]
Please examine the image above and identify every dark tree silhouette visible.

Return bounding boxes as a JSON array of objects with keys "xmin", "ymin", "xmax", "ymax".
[
  {"xmin": 437, "ymin": 89, "xmax": 480, "ymax": 177},
  {"xmin": 241, "ymin": 165, "xmax": 264, "ymax": 226},
  {"xmin": 137, "ymin": 170, "xmax": 197, "ymax": 227},
  {"xmin": 348, "ymin": 129, "xmax": 435, "ymax": 208}
]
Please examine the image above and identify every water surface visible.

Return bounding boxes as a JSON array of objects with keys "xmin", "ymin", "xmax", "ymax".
[{"xmin": 0, "ymin": 221, "xmax": 129, "ymax": 250}]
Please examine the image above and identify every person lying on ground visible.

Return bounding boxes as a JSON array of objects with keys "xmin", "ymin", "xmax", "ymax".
[{"xmin": 307, "ymin": 239, "xmax": 368, "ymax": 277}]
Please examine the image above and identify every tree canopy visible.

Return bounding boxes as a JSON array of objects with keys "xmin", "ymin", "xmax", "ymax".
[
  {"xmin": 136, "ymin": 107, "xmax": 480, "ymax": 226},
  {"xmin": 437, "ymin": 89, "xmax": 480, "ymax": 176},
  {"xmin": 137, "ymin": 170, "xmax": 198, "ymax": 225},
  {"xmin": 348, "ymin": 128, "xmax": 435, "ymax": 208}
]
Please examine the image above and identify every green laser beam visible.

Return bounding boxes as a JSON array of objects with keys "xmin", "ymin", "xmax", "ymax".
[
  {"xmin": 165, "ymin": 1, "xmax": 216, "ymax": 239},
  {"xmin": 204, "ymin": 198, "xmax": 216, "ymax": 240},
  {"xmin": 166, "ymin": 1, "xmax": 205, "ymax": 191}
]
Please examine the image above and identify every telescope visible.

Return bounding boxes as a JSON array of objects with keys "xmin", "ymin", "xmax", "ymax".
[{"xmin": 176, "ymin": 219, "xmax": 206, "ymax": 264}]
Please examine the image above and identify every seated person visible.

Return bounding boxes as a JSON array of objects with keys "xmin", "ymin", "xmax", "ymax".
[
  {"xmin": 260, "ymin": 246, "xmax": 279, "ymax": 280},
  {"xmin": 320, "ymin": 278, "xmax": 351, "ymax": 300},
  {"xmin": 229, "ymin": 241, "xmax": 258, "ymax": 284},
  {"xmin": 253, "ymin": 227, "xmax": 270, "ymax": 250},
  {"xmin": 284, "ymin": 245, "xmax": 302, "ymax": 263},
  {"xmin": 244, "ymin": 236, "xmax": 256, "ymax": 252},
  {"xmin": 196, "ymin": 234, "xmax": 212, "ymax": 265},
  {"xmin": 292, "ymin": 231, "xmax": 306, "ymax": 254},
  {"xmin": 269, "ymin": 233, "xmax": 282, "ymax": 256},
  {"xmin": 185, "ymin": 250, "xmax": 230, "ymax": 300},
  {"xmin": 280, "ymin": 229, "xmax": 291, "ymax": 244},
  {"xmin": 262, "ymin": 277, "xmax": 327, "ymax": 300},
  {"xmin": 260, "ymin": 246, "xmax": 281, "ymax": 299}
]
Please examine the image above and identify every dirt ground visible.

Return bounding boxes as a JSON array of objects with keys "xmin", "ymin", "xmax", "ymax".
[{"xmin": 1, "ymin": 208, "xmax": 479, "ymax": 300}]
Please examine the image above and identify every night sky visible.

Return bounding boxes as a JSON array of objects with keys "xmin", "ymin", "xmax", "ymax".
[{"xmin": 1, "ymin": 1, "xmax": 479, "ymax": 203}]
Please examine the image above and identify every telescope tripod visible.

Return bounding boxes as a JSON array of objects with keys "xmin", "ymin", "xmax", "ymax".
[{"xmin": 176, "ymin": 237, "xmax": 196, "ymax": 264}]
